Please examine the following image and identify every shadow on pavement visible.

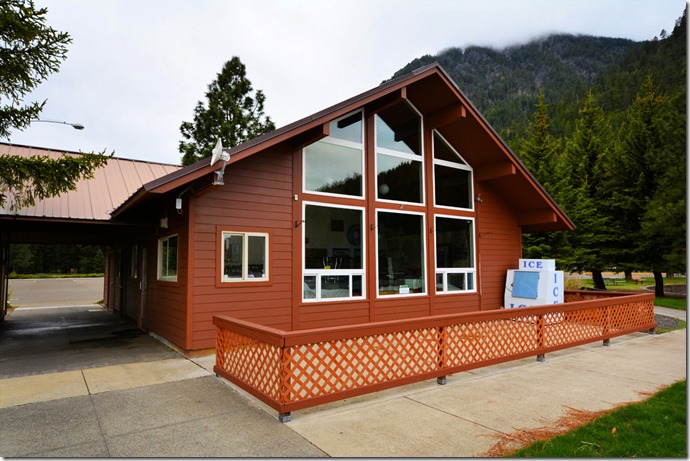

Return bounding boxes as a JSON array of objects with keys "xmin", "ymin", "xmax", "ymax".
[{"xmin": 0, "ymin": 305, "xmax": 181, "ymax": 379}]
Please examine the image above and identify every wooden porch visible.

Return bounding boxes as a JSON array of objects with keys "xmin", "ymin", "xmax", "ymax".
[{"xmin": 213, "ymin": 290, "xmax": 655, "ymax": 421}]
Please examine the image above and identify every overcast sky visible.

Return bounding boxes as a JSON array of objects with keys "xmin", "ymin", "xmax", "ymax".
[{"xmin": 6, "ymin": 0, "xmax": 685, "ymax": 165}]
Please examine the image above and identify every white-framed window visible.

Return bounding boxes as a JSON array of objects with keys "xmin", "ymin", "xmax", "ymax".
[
  {"xmin": 434, "ymin": 215, "xmax": 476, "ymax": 293},
  {"xmin": 303, "ymin": 202, "xmax": 365, "ymax": 301},
  {"xmin": 157, "ymin": 234, "xmax": 178, "ymax": 281},
  {"xmin": 376, "ymin": 210, "xmax": 426, "ymax": 297},
  {"xmin": 375, "ymin": 100, "xmax": 424, "ymax": 205},
  {"xmin": 433, "ymin": 130, "xmax": 473, "ymax": 210},
  {"xmin": 303, "ymin": 111, "xmax": 365, "ymax": 199},
  {"xmin": 221, "ymin": 232, "xmax": 269, "ymax": 282}
]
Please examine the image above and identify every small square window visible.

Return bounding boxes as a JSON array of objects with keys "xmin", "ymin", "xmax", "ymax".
[{"xmin": 222, "ymin": 232, "xmax": 268, "ymax": 282}]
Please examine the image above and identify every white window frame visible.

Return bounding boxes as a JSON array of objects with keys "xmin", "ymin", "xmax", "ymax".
[
  {"xmin": 432, "ymin": 130, "xmax": 474, "ymax": 212},
  {"xmin": 434, "ymin": 214, "xmax": 476, "ymax": 294},
  {"xmin": 157, "ymin": 234, "xmax": 178, "ymax": 282},
  {"xmin": 302, "ymin": 110, "xmax": 365, "ymax": 200},
  {"xmin": 221, "ymin": 231, "xmax": 269, "ymax": 282},
  {"xmin": 374, "ymin": 101, "xmax": 425, "ymax": 205},
  {"xmin": 375, "ymin": 209, "xmax": 427, "ymax": 298},
  {"xmin": 302, "ymin": 201, "xmax": 366, "ymax": 302}
]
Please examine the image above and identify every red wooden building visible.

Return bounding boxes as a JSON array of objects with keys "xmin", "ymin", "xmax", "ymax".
[{"xmin": 108, "ymin": 63, "xmax": 573, "ymax": 353}]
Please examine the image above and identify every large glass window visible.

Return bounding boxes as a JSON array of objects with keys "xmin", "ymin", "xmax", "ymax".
[
  {"xmin": 303, "ymin": 204, "xmax": 364, "ymax": 301},
  {"xmin": 157, "ymin": 234, "xmax": 178, "ymax": 281},
  {"xmin": 433, "ymin": 131, "xmax": 473, "ymax": 210},
  {"xmin": 221, "ymin": 232, "xmax": 268, "ymax": 282},
  {"xmin": 304, "ymin": 111, "xmax": 364, "ymax": 198},
  {"xmin": 435, "ymin": 216, "xmax": 475, "ymax": 293},
  {"xmin": 377, "ymin": 211, "xmax": 425, "ymax": 296},
  {"xmin": 375, "ymin": 101, "xmax": 423, "ymax": 204}
]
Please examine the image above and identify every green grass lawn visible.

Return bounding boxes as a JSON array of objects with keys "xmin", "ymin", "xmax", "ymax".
[
  {"xmin": 655, "ymin": 297, "xmax": 687, "ymax": 310},
  {"xmin": 510, "ymin": 380, "xmax": 687, "ymax": 457},
  {"xmin": 571, "ymin": 276, "xmax": 686, "ymax": 311}
]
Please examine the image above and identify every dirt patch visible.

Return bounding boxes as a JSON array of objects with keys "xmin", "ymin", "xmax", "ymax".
[{"xmin": 655, "ymin": 314, "xmax": 685, "ymax": 332}]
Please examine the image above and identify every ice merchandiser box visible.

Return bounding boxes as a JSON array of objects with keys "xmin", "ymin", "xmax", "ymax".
[{"xmin": 504, "ymin": 259, "xmax": 564, "ymax": 308}]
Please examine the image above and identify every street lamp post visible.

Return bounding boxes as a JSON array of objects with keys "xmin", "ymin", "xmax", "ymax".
[{"xmin": 33, "ymin": 119, "xmax": 85, "ymax": 130}]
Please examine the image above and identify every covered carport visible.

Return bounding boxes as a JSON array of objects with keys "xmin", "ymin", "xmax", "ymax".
[{"xmin": 0, "ymin": 142, "xmax": 180, "ymax": 326}]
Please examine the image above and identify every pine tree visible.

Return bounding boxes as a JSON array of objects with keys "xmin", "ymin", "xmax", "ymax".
[
  {"xmin": 517, "ymin": 88, "xmax": 562, "ymax": 190},
  {"xmin": 179, "ymin": 57, "xmax": 276, "ymax": 166},
  {"xmin": 0, "ymin": 0, "xmax": 71, "ymax": 137},
  {"xmin": 0, "ymin": 0, "xmax": 110, "ymax": 212},
  {"xmin": 603, "ymin": 73, "xmax": 671, "ymax": 295},
  {"xmin": 555, "ymin": 90, "xmax": 612, "ymax": 289},
  {"xmin": 517, "ymin": 89, "xmax": 565, "ymax": 261}
]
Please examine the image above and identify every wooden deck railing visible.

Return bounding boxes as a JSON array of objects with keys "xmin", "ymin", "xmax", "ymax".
[{"xmin": 213, "ymin": 290, "xmax": 655, "ymax": 421}]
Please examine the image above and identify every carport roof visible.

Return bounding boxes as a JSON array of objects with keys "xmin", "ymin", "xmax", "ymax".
[{"xmin": 0, "ymin": 143, "xmax": 180, "ymax": 222}]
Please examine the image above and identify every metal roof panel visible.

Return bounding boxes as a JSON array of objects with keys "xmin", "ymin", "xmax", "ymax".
[{"xmin": 0, "ymin": 143, "xmax": 180, "ymax": 221}]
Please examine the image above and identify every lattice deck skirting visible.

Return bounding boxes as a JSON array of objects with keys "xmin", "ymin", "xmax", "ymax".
[{"xmin": 214, "ymin": 290, "xmax": 655, "ymax": 420}]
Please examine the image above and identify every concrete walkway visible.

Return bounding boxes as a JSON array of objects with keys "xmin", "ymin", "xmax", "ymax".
[
  {"xmin": 1, "ymin": 305, "xmax": 686, "ymax": 457},
  {"xmin": 285, "ymin": 329, "xmax": 686, "ymax": 457}
]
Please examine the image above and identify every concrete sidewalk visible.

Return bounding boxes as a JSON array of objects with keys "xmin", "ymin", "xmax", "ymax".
[{"xmin": 285, "ymin": 329, "xmax": 686, "ymax": 457}]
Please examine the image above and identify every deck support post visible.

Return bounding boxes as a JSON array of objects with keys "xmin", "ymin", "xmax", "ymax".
[
  {"xmin": 603, "ymin": 338, "xmax": 611, "ymax": 347},
  {"xmin": 437, "ymin": 376, "xmax": 447, "ymax": 385},
  {"xmin": 278, "ymin": 412, "xmax": 292, "ymax": 423},
  {"xmin": 536, "ymin": 354, "xmax": 546, "ymax": 362}
]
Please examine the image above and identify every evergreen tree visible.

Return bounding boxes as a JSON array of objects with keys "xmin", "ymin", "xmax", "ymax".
[
  {"xmin": 555, "ymin": 90, "xmax": 612, "ymax": 289},
  {"xmin": 179, "ymin": 57, "xmax": 276, "ymax": 166},
  {"xmin": 516, "ymin": 88, "xmax": 561, "ymax": 190},
  {"xmin": 0, "ymin": 0, "xmax": 110, "ymax": 211},
  {"xmin": 602, "ymin": 74, "xmax": 671, "ymax": 295},
  {"xmin": 517, "ymin": 90, "xmax": 565, "ymax": 260},
  {"xmin": 0, "ymin": 0, "xmax": 71, "ymax": 137}
]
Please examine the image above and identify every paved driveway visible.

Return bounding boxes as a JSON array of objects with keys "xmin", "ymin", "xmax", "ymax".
[{"xmin": 0, "ymin": 305, "xmax": 325, "ymax": 457}]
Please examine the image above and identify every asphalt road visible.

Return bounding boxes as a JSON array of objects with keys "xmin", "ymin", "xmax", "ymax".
[{"xmin": 8, "ymin": 277, "xmax": 105, "ymax": 307}]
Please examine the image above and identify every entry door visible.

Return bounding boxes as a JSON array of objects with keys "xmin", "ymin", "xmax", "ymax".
[
  {"xmin": 139, "ymin": 247, "xmax": 147, "ymax": 328},
  {"xmin": 123, "ymin": 245, "xmax": 141, "ymax": 322}
]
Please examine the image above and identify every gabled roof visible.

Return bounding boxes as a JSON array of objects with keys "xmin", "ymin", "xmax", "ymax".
[
  {"xmin": 114, "ymin": 63, "xmax": 576, "ymax": 232},
  {"xmin": 0, "ymin": 143, "xmax": 180, "ymax": 222}
]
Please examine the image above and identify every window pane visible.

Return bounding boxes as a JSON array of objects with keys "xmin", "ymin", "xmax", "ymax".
[
  {"xmin": 377, "ymin": 153, "xmax": 422, "ymax": 203},
  {"xmin": 247, "ymin": 235, "xmax": 266, "ymax": 279},
  {"xmin": 305, "ymin": 205, "xmax": 362, "ymax": 270},
  {"xmin": 223, "ymin": 234, "xmax": 243, "ymax": 279},
  {"xmin": 378, "ymin": 213, "xmax": 424, "ymax": 295},
  {"xmin": 352, "ymin": 275, "xmax": 363, "ymax": 297},
  {"xmin": 434, "ymin": 134, "xmax": 466, "ymax": 164},
  {"xmin": 436, "ymin": 218, "xmax": 473, "ymax": 269},
  {"xmin": 304, "ymin": 142, "xmax": 362, "ymax": 196},
  {"xmin": 321, "ymin": 275, "xmax": 350, "ymax": 299},
  {"xmin": 304, "ymin": 276, "xmax": 316, "ymax": 299},
  {"xmin": 447, "ymin": 273, "xmax": 466, "ymax": 292},
  {"xmin": 375, "ymin": 102, "xmax": 421, "ymax": 155},
  {"xmin": 165, "ymin": 236, "xmax": 177, "ymax": 277},
  {"xmin": 435, "ymin": 164, "xmax": 471, "ymax": 209},
  {"xmin": 329, "ymin": 112, "xmax": 362, "ymax": 143}
]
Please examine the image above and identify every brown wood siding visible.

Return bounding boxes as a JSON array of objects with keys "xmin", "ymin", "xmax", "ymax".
[
  {"xmin": 189, "ymin": 147, "xmax": 294, "ymax": 349},
  {"xmin": 432, "ymin": 293, "xmax": 481, "ymax": 316},
  {"xmin": 143, "ymin": 206, "xmax": 189, "ymax": 350},
  {"xmin": 297, "ymin": 301, "xmax": 371, "ymax": 330},
  {"xmin": 475, "ymin": 183, "xmax": 522, "ymax": 310}
]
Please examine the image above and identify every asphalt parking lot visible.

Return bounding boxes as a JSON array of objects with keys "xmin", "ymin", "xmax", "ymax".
[{"xmin": 8, "ymin": 277, "xmax": 105, "ymax": 307}]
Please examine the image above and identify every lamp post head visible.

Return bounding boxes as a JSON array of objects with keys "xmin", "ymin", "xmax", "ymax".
[{"xmin": 34, "ymin": 119, "xmax": 85, "ymax": 130}]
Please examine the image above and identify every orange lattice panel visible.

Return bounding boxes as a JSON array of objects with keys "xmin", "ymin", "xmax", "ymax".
[
  {"xmin": 216, "ymin": 328, "xmax": 283, "ymax": 400},
  {"xmin": 281, "ymin": 328, "xmax": 440, "ymax": 403}
]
